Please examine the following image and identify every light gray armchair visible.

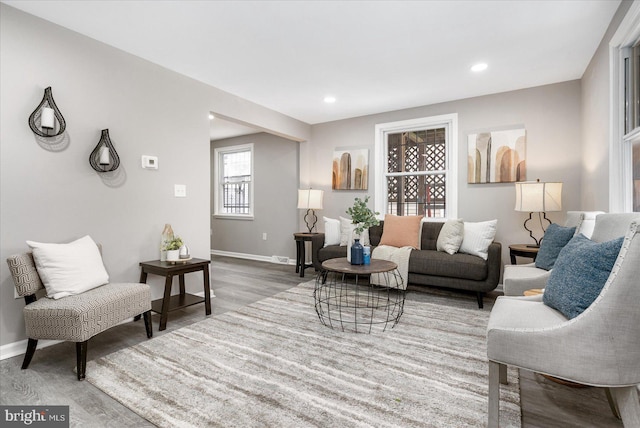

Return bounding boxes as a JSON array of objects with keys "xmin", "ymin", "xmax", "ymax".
[
  {"xmin": 503, "ymin": 211, "xmax": 604, "ymax": 296},
  {"xmin": 487, "ymin": 216, "xmax": 640, "ymax": 427}
]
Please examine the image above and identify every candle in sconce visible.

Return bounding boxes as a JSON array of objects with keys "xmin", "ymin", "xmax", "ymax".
[
  {"xmin": 98, "ymin": 146, "xmax": 110, "ymax": 165},
  {"xmin": 41, "ymin": 107, "xmax": 55, "ymax": 129}
]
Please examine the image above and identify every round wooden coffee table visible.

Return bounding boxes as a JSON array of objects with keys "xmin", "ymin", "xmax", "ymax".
[{"xmin": 314, "ymin": 258, "xmax": 405, "ymax": 333}]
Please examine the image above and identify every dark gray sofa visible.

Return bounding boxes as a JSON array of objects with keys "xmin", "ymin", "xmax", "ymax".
[{"xmin": 311, "ymin": 220, "xmax": 502, "ymax": 308}]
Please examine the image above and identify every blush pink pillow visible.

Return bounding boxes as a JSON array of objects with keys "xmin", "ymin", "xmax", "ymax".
[{"xmin": 378, "ymin": 215, "xmax": 423, "ymax": 248}]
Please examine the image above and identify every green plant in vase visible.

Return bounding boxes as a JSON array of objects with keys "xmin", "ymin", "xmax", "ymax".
[
  {"xmin": 163, "ymin": 236, "xmax": 184, "ymax": 261},
  {"xmin": 346, "ymin": 196, "xmax": 379, "ymax": 265},
  {"xmin": 163, "ymin": 236, "xmax": 184, "ymax": 251},
  {"xmin": 346, "ymin": 196, "xmax": 380, "ymax": 236}
]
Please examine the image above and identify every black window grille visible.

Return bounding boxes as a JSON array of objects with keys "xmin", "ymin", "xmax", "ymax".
[
  {"xmin": 386, "ymin": 128, "xmax": 447, "ymax": 217},
  {"xmin": 222, "ymin": 176, "xmax": 251, "ymax": 214}
]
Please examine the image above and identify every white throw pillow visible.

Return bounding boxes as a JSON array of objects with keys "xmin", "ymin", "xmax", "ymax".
[
  {"xmin": 436, "ymin": 218, "xmax": 464, "ymax": 255},
  {"xmin": 458, "ymin": 220, "xmax": 497, "ymax": 260},
  {"xmin": 27, "ymin": 235, "xmax": 109, "ymax": 299},
  {"xmin": 339, "ymin": 216, "xmax": 370, "ymax": 246},
  {"xmin": 323, "ymin": 217, "xmax": 341, "ymax": 247}
]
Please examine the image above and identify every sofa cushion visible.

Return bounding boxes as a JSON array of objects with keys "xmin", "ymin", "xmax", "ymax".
[
  {"xmin": 420, "ymin": 221, "xmax": 444, "ymax": 251},
  {"xmin": 543, "ymin": 234, "xmax": 624, "ymax": 319},
  {"xmin": 323, "ymin": 217, "xmax": 341, "ymax": 247},
  {"xmin": 436, "ymin": 219, "xmax": 464, "ymax": 255},
  {"xmin": 379, "ymin": 215, "xmax": 422, "ymax": 248},
  {"xmin": 535, "ymin": 223, "xmax": 576, "ymax": 270},
  {"xmin": 459, "ymin": 220, "xmax": 497, "ymax": 260},
  {"xmin": 318, "ymin": 245, "xmax": 348, "ymax": 263},
  {"xmin": 409, "ymin": 250, "xmax": 488, "ymax": 281},
  {"xmin": 339, "ymin": 216, "xmax": 370, "ymax": 246}
]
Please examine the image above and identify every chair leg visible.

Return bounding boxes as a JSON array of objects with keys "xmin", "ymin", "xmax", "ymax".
[
  {"xmin": 605, "ymin": 388, "xmax": 621, "ymax": 420},
  {"xmin": 488, "ymin": 360, "xmax": 503, "ymax": 428},
  {"xmin": 76, "ymin": 341, "xmax": 88, "ymax": 381},
  {"xmin": 609, "ymin": 386, "xmax": 640, "ymax": 427},
  {"xmin": 143, "ymin": 310, "xmax": 153, "ymax": 338},
  {"xmin": 476, "ymin": 292, "xmax": 484, "ymax": 309},
  {"xmin": 21, "ymin": 338, "xmax": 38, "ymax": 370}
]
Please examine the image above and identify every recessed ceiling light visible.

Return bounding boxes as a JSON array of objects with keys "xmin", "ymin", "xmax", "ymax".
[
  {"xmin": 208, "ymin": 113, "xmax": 215, "ymax": 120},
  {"xmin": 324, "ymin": 96, "xmax": 336, "ymax": 104},
  {"xmin": 471, "ymin": 63, "xmax": 488, "ymax": 72}
]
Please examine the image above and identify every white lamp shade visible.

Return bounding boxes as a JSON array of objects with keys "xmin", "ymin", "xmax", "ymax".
[
  {"xmin": 297, "ymin": 189, "xmax": 324, "ymax": 210},
  {"xmin": 515, "ymin": 181, "xmax": 562, "ymax": 212}
]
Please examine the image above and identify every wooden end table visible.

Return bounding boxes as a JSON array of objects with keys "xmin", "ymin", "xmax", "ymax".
[
  {"xmin": 509, "ymin": 244, "xmax": 539, "ymax": 264},
  {"xmin": 293, "ymin": 232, "xmax": 318, "ymax": 278},
  {"xmin": 139, "ymin": 258, "xmax": 212, "ymax": 331}
]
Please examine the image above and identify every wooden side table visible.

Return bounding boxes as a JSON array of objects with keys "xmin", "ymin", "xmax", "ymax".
[
  {"xmin": 139, "ymin": 258, "xmax": 212, "ymax": 331},
  {"xmin": 509, "ymin": 244, "xmax": 539, "ymax": 264},
  {"xmin": 294, "ymin": 232, "xmax": 317, "ymax": 278}
]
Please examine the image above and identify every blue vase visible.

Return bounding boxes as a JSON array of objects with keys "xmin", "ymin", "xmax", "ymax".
[{"xmin": 351, "ymin": 239, "xmax": 364, "ymax": 265}]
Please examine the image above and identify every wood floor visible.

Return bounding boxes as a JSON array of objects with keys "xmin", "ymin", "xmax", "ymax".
[{"xmin": 0, "ymin": 256, "xmax": 624, "ymax": 427}]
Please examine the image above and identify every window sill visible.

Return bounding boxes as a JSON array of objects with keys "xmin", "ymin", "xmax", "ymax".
[{"xmin": 213, "ymin": 214, "xmax": 254, "ymax": 221}]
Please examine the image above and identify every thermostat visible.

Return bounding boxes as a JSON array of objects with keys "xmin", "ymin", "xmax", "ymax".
[{"xmin": 141, "ymin": 155, "xmax": 158, "ymax": 169}]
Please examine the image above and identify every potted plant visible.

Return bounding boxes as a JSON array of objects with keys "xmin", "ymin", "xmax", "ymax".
[
  {"xmin": 347, "ymin": 196, "xmax": 380, "ymax": 236},
  {"xmin": 346, "ymin": 196, "xmax": 379, "ymax": 264},
  {"xmin": 163, "ymin": 236, "xmax": 184, "ymax": 261}
]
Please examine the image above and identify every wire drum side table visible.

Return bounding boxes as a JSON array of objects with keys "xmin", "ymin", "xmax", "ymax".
[{"xmin": 315, "ymin": 258, "xmax": 406, "ymax": 333}]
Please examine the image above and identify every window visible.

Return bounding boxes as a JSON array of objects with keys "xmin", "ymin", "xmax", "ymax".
[
  {"xmin": 610, "ymin": 3, "xmax": 640, "ymax": 213},
  {"xmin": 213, "ymin": 143, "xmax": 254, "ymax": 218},
  {"xmin": 375, "ymin": 114, "xmax": 458, "ymax": 218}
]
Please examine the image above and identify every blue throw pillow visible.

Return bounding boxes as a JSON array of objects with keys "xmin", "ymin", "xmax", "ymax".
[
  {"xmin": 535, "ymin": 224, "xmax": 576, "ymax": 270},
  {"xmin": 543, "ymin": 234, "xmax": 624, "ymax": 319}
]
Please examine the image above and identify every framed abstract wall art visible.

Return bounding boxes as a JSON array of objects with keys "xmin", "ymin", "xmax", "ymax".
[
  {"xmin": 332, "ymin": 148, "xmax": 368, "ymax": 190},
  {"xmin": 467, "ymin": 128, "xmax": 526, "ymax": 184}
]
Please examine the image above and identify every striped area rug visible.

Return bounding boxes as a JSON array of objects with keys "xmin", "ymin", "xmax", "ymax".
[{"xmin": 86, "ymin": 281, "xmax": 521, "ymax": 427}]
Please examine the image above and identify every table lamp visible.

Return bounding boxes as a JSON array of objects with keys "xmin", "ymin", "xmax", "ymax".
[
  {"xmin": 514, "ymin": 179, "xmax": 562, "ymax": 247},
  {"xmin": 297, "ymin": 189, "xmax": 324, "ymax": 233}
]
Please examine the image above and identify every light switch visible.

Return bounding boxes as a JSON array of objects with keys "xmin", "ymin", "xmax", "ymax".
[{"xmin": 174, "ymin": 184, "xmax": 186, "ymax": 197}]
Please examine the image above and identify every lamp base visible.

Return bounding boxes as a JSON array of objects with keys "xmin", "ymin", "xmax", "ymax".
[
  {"xmin": 304, "ymin": 209, "xmax": 318, "ymax": 233},
  {"xmin": 523, "ymin": 212, "xmax": 551, "ymax": 247}
]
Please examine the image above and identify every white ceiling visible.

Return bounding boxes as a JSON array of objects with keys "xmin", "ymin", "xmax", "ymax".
[{"xmin": 5, "ymin": 0, "xmax": 621, "ymax": 130}]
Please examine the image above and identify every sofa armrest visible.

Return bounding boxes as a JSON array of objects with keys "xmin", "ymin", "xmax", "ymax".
[
  {"xmin": 311, "ymin": 233, "xmax": 325, "ymax": 271},
  {"xmin": 485, "ymin": 242, "xmax": 502, "ymax": 288}
]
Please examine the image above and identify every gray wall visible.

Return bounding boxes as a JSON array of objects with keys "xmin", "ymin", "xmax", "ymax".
[
  {"xmin": 306, "ymin": 81, "xmax": 583, "ymax": 265},
  {"xmin": 211, "ymin": 133, "xmax": 299, "ymax": 260},
  {"xmin": 581, "ymin": 0, "xmax": 633, "ymax": 211},
  {"xmin": 0, "ymin": 4, "xmax": 309, "ymax": 347}
]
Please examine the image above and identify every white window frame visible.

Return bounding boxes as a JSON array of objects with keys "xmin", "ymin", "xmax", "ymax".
[
  {"xmin": 374, "ymin": 114, "xmax": 458, "ymax": 219},
  {"xmin": 610, "ymin": 1, "xmax": 640, "ymax": 212},
  {"xmin": 213, "ymin": 143, "xmax": 254, "ymax": 219}
]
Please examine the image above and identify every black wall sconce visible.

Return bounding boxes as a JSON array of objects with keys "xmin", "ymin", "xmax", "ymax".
[
  {"xmin": 89, "ymin": 129, "xmax": 120, "ymax": 172},
  {"xmin": 28, "ymin": 87, "xmax": 66, "ymax": 137}
]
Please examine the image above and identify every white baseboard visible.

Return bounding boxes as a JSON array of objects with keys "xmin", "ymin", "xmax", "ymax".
[
  {"xmin": 211, "ymin": 249, "xmax": 296, "ymax": 265},
  {"xmin": 1, "ymin": 338, "xmax": 62, "ymax": 361}
]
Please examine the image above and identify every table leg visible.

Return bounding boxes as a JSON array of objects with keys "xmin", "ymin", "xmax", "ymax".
[
  {"xmin": 299, "ymin": 240, "xmax": 306, "ymax": 278},
  {"xmin": 295, "ymin": 240, "xmax": 302, "ymax": 274},
  {"xmin": 510, "ymin": 253, "xmax": 516, "ymax": 264},
  {"xmin": 159, "ymin": 274, "xmax": 173, "ymax": 331},
  {"xmin": 203, "ymin": 265, "xmax": 212, "ymax": 316},
  {"xmin": 179, "ymin": 274, "xmax": 186, "ymax": 295}
]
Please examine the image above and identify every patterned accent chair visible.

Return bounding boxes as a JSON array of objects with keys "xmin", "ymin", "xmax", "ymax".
[{"xmin": 6, "ymin": 250, "xmax": 153, "ymax": 381}]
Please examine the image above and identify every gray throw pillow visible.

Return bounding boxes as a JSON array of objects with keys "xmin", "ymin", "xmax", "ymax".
[
  {"xmin": 543, "ymin": 234, "xmax": 624, "ymax": 319},
  {"xmin": 436, "ymin": 219, "xmax": 464, "ymax": 255},
  {"xmin": 535, "ymin": 224, "xmax": 576, "ymax": 270}
]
